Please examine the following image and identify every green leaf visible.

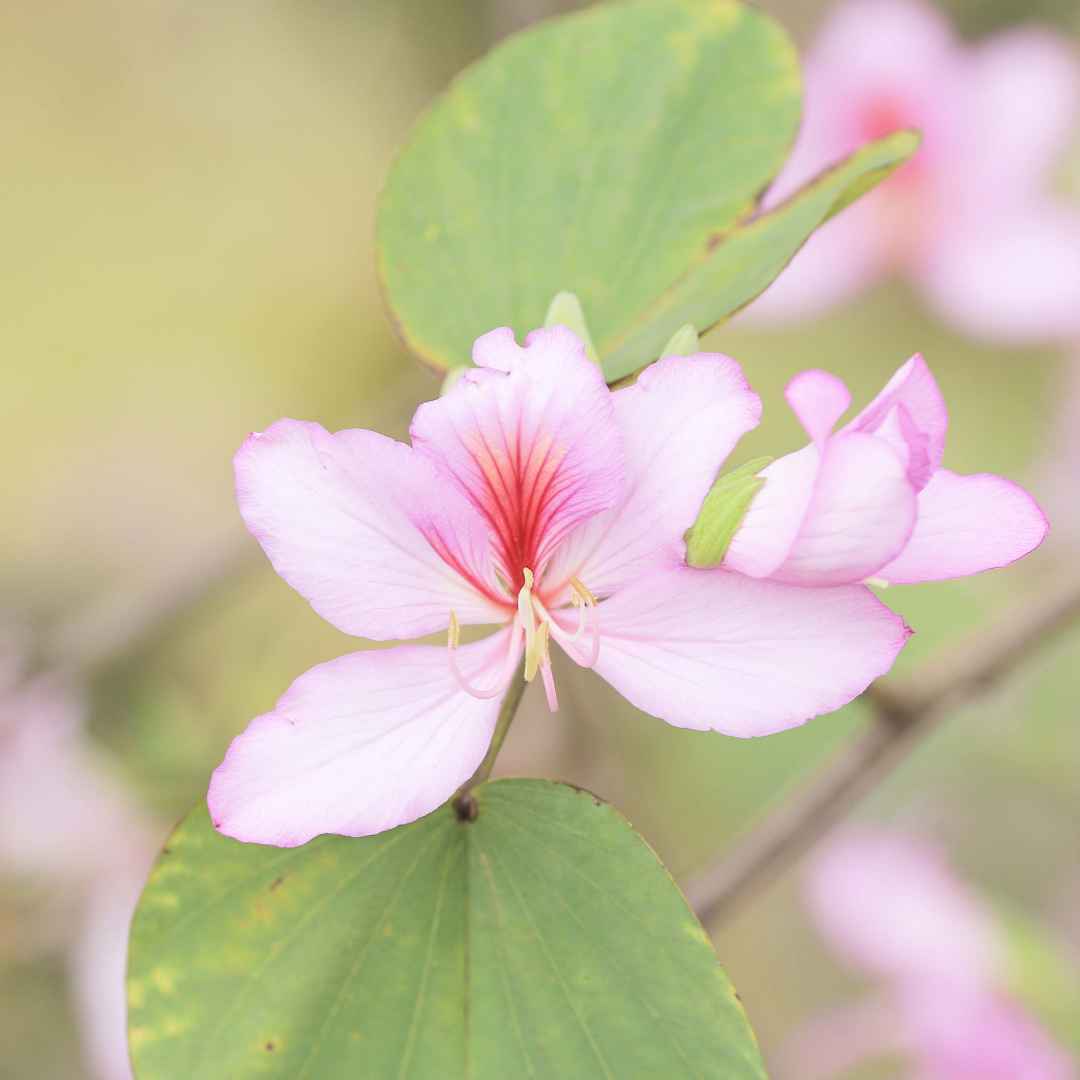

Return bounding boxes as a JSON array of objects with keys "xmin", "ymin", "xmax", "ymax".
[
  {"xmin": 377, "ymin": 0, "xmax": 801, "ymax": 375},
  {"xmin": 544, "ymin": 291, "xmax": 601, "ymax": 366},
  {"xmin": 685, "ymin": 456, "xmax": 772, "ymax": 569},
  {"xmin": 128, "ymin": 780, "xmax": 765, "ymax": 1079},
  {"xmin": 601, "ymin": 129, "xmax": 920, "ymax": 381}
]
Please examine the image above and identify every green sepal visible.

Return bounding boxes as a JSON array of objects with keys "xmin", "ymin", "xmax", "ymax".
[
  {"xmin": 685, "ymin": 456, "xmax": 773, "ymax": 569},
  {"xmin": 544, "ymin": 290, "xmax": 601, "ymax": 367},
  {"xmin": 659, "ymin": 324, "xmax": 700, "ymax": 358}
]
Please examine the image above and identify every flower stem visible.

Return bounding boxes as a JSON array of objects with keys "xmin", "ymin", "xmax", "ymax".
[{"xmin": 453, "ymin": 660, "xmax": 527, "ymax": 820}]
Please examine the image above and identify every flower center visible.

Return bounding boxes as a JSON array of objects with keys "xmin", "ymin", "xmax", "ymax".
[{"xmin": 446, "ymin": 569, "xmax": 601, "ymax": 713}]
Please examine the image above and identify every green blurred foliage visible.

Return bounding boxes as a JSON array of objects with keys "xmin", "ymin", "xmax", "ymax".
[{"xmin": 2, "ymin": 0, "xmax": 1079, "ymax": 1075}]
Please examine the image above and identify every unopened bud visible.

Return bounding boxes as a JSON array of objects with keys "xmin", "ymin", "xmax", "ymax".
[{"xmin": 684, "ymin": 456, "xmax": 772, "ymax": 569}]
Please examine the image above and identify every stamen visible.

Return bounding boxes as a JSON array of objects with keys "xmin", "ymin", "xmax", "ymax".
[
  {"xmin": 518, "ymin": 567, "xmax": 546, "ymax": 682},
  {"xmin": 539, "ymin": 655, "xmax": 559, "ymax": 712},
  {"xmin": 562, "ymin": 588, "xmax": 589, "ymax": 642},
  {"xmin": 569, "ymin": 575, "xmax": 597, "ymax": 606},
  {"xmin": 535, "ymin": 586, "xmax": 601, "ymax": 670},
  {"xmin": 447, "ymin": 613, "xmax": 523, "ymax": 699}
]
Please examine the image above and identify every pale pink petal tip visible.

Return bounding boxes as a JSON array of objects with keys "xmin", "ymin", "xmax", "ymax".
[
  {"xmin": 805, "ymin": 829, "xmax": 1003, "ymax": 989},
  {"xmin": 589, "ymin": 567, "xmax": 910, "ymax": 738},
  {"xmin": 233, "ymin": 418, "xmax": 504, "ymax": 641},
  {"xmin": 208, "ymin": 632, "xmax": 516, "ymax": 847},
  {"xmin": 471, "ymin": 326, "xmax": 522, "ymax": 370},
  {"xmin": 785, "ymin": 369, "xmax": 852, "ymax": 443},
  {"xmin": 877, "ymin": 469, "xmax": 1048, "ymax": 584}
]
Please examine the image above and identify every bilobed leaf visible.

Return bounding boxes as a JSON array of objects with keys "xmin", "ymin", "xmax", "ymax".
[
  {"xmin": 601, "ymin": 129, "xmax": 921, "ymax": 382},
  {"xmin": 128, "ymin": 779, "xmax": 765, "ymax": 1079},
  {"xmin": 685, "ymin": 456, "xmax": 773, "ymax": 569},
  {"xmin": 377, "ymin": 0, "xmax": 801, "ymax": 375}
]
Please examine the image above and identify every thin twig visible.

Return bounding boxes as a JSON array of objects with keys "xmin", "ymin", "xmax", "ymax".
[
  {"xmin": 684, "ymin": 573, "xmax": 1080, "ymax": 928},
  {"xmin": 452, "ymin": 662, "xmax": 528, "ymax": 820}
]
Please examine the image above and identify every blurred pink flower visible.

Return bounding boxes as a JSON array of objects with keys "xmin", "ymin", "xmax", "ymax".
[
  {"xmin": 744, "ymin": 0, "xmax": 1080, "ymax": 342},
  {"xmin": 209, "ymin": 326, "xmax": 910, "ymax": 847},
  {"xmin": 0, "ymin": 645, "xmax": 159, "ymax": 1080},
  {"xmin": 724, "ymin": 354, "xmax": 1047, "ymax": 586},
  {"xmin": 772, "ymin": 830, "xmax": 1077, "ymax": 1080}
]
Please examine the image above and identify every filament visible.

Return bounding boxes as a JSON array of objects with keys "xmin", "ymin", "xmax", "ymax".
[{"xmin": 447, "ymin": 614, "xmax": 523, "ymax": 699}]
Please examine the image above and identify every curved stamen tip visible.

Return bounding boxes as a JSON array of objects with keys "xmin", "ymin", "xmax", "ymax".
[
  {"xmin": 569, "ymin": 575, "xmax": 597, "ymax": 607},
  {"xmin": 447, "ymin": 613, "xmax": 523, "ymax": 700}
]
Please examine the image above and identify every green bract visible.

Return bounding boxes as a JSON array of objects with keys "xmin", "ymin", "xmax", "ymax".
[
  {"xmin": 376, "ymin": 0, "xmax": 919, "ymax": 382},
  {"xmin": 544, "ymin": 291, "xmax": 601, "ymax": 366},
  {"xmin": 128, "ymin": 780, "xmax": 766, "ymax": 1080},
  {"xmin": 685, "ymin": 457, "xmax": 773, "ymax": 569}
]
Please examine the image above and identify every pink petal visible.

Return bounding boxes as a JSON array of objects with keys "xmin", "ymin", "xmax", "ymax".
[
  {"xmin": 582, "ymin": 567, "xmax": 909, "ymax": 738},
  {"xmin": 771, "ymin": 996, "xmax": 908, "ymax": 1080},
  {"xmin": 842, "ymin": 354, "xmax": 947, "ymax": 490},
  {"xmin": 786, "ymin": 369, "xmax": 852, "ymax": 443},
  {"xmin": 738, "ymin": 0, "xmax": 958, "ymax": 324},
  {"xmin": 875, "ymin": 468, "xmax": 1048, "ymax": 584},
  {"xmin": 235, "ymin": 419, "xmax": 507, "ymax": 641},
  {"xmin": 410, "ymin": 326, "xmax": 624, "ymax": 592},
  {"xmin": 71, "ymin": 863, "xmax": 154, "ymax": 1080},
  {"xmin": 953, "ymin": 29, "xmax": 1080, "ymax": 221},
  {"xmin": 769, "ymin": 432, "xmax": 918, "ymax": 587},
  {"xmin": 471, "ymin": 325, "xmax": 522, "ymax": 372},
  {"xmin": 920, "ymin": 208, "xmax": 1080, "ymax": 345},
  {"xmin": 904, "ymin": 991, "xmax": 1078, "ymax": 1080},
  {"xmin": 804, "ymin": 830, "xmax": 1003, "ymax": 989},
  {"xmin": 208, "ymin": 630, "xmax": 517, "ymax": 846},
  {"xmin": 724, "ymin": 433, "xmax": 918, "ymax": 587},
  {"xmin": 723, "ymin": 444, "xmax": 821, "ymax": 579},
  {"xmin": 544, "ymin": 354, "xmax": 761, "ymax": 599},
  {"xmin": 768, "ymin": 0, "xmax": 957, "ymax": 207}
]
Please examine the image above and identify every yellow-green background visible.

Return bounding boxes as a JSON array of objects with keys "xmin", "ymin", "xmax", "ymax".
[{"xmin": 2, "ymin": 0, "xmax": 1078, "ymax": 1074}]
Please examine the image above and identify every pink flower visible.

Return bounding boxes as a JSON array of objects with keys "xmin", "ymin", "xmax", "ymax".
[
  {"xmin": 0, "ymin": 640, "xmax": 159, "ymax": 1080},
  {"xmin": 723, "ymin": 354, "xmax": 1047, "ymax": 587},
  {"xmin": 208, "ymin": 327, "xmax": 910, "ymax": 846},
  {"xmin": 743, "ymin": 0, "xmax": 1080, "ymax": 343},
  {"xmin": 772, "ymin": 830, "xmax": 1077, "ymax": 1080}
]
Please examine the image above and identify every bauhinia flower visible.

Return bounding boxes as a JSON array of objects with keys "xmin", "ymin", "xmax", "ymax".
[
  {"xmin": 209, "ymin": 326, "xmax": 910, "ymax": 846},
  {"xmin": 719, "ymin": 354, "xmax": 1047, "ymax": 587},
  {"xmin": 772, "ymin": 830, "xmax": 1077, "ymax": 1080},
  {"xmin": 741, "ymin": 0, "xmax": 1080, "ymax": 343}
]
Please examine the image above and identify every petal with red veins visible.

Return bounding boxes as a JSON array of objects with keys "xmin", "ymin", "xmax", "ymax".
[
  {"xmin": 235, "ymin": 419, "xmax": 506, "ymax": 641},
  {"xmin": 207, "ymin": 630, "xmax": 517, "ymax": 846},
  {"xmin": 410, "ymin": 325, "xmax": 624, "ymax": 590},
  {"xmin": 545, "ymin": 353, "xmax": 760, "ymax": 599},
  {"xmin": 768, "ymin": 431, "xmax": 918, "ymax": 587},
  {"xmin": 875, "ymin": 468, "xmax": 1048, "ymax": 584},
  {"xmin": 581, "ymin": 566, "xmax": 909, "ymax": 738},
  {"xmin": 842, "ymin": 354, "xmax": 947, "ymax": 489}
]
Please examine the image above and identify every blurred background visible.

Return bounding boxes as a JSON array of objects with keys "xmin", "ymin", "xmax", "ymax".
[{"xmin": 2, "ymin": 0, "xmax": 1078, "ymax": 1076}]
